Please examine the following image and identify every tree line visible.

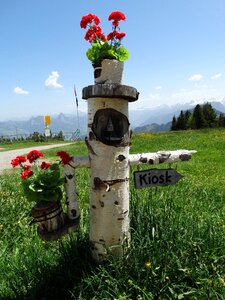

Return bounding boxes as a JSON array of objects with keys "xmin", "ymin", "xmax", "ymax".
[
  {"xmin": 171, "ymin": 102, "xmax": 225, "ymax": 131},
  {"xmin": 0, "ymin": 131, "xmax": 65, "ymax": 143}
]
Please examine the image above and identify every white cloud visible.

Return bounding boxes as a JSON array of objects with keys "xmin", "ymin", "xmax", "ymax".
[
  {"xmin": 45, "ymin": 71, "xmax": 63, "ymax": 89},
  {"xmin": 211, "ymin": 73, "xmax": 222, "ymax": 80},
  {"xmin": 155, "ymin": 86, "xmax": 162, "ymax": 90},
  {"xmin": 14, "ymin": 86, "xmax": 29, "ymax": 95},
  {"xmin": 188, "ymin": 74, "xmax": 203, "ymax": 81}
]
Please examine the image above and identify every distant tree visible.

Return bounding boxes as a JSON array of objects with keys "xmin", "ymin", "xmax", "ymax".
[
  {"xmin": 53, "ymin": 131, "xmax": 64, "ymax": 141},
  {"xmin": 184, "ymin": 110, "xmax": 192, "ymax": 129},
  {"xmin": 29, "ymin": 132, "xmax": 45, "ymax": 142},
  {"xmin": 176, "ymin": 110, "xmax": 187, "ymax": 130},
  {"xmin": 171, "ymin": 116, "xmax": 177, "ymax": 130},
  {"xmin": 218, "ymin": 113, "xmax": 225, "ymax": 127},
  {"xmin": 192, "ymin": 104, "xmax": 207, "ymax": 129},
  {"xmin": 202, "ymin": 102, "xmax": 217, "ymax": 127}
]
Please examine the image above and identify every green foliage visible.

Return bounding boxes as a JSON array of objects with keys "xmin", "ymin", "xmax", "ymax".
[
  {"xmin": 22, "ymin": 163, "xmax": 64, "ymax": 203},
  {"xmin": 86, "ymin": 42, "xmax": 129, "ymax": 64},
  {"xmin": 1, "ymin": 129, "xmax": 225, "ymax": 299}
]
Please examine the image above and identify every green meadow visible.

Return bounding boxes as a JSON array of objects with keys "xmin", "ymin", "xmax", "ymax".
[{"xmin": 0, "ymin": 128, "xmax": 225, "ymax": 299}]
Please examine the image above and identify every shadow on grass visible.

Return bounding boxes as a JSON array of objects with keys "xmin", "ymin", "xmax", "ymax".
[{"xmin": 6, "ymin": 234, "xmax": 96, "ymax": 300}]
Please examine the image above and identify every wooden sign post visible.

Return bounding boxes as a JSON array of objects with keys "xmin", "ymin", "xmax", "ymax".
[{"xmin": 134, "ymin": 168, "xmax": 184, "ymax": 189}]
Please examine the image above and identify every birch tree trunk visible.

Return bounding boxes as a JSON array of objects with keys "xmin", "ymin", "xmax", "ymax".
[{"xmin": 87, "ymin": 97, "xmax": 130, "ymax": 261}]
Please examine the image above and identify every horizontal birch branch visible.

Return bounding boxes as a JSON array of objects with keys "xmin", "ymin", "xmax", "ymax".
[
  {"xmin": 129, "ymin": 150, "xmax": 197, "ymax": 166},
  {"xmin": 69, "ymin": 150, "xmax": 196, "ymax": 169},
  {"xmin": 70, "ymin": 156, "xmax": 90, "ymax": 168}
]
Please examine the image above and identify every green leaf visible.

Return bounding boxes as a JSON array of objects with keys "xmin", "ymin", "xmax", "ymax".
[{"xmin": 86, "ymin": 42, "xmax": 129, "ymax": 64}]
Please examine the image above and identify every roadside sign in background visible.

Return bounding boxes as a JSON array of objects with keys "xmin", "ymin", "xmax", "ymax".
[{"xmin": 44, "ymin": 115, "xmax": 51, "ymax": 126}]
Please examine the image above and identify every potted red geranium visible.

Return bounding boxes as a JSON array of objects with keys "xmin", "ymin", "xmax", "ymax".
[
  {"xmin": 80, "ymin": 11, "xmax": 129, "ymax": 84},
  {"xmin": 11, "ymin": 150, "xmax": 72, "ymax": 233}
]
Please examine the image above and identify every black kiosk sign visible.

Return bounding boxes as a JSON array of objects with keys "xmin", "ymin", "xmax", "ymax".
[{"xmin": 134, "ymin": 168, "xmax": 184, "ymax": 189}]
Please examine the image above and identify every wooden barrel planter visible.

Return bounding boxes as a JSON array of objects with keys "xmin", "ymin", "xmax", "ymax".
[{"xmin": 31, "ymin": 201, "xmax": 65, "ymax": 233}]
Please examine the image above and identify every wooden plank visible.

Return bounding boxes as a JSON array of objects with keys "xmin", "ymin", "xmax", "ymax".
[
  {"xmin": 134, "ymin": 168, "xmax": 184, "ymax": 189},
  {"xmin": 82, "ymin": 84, "xmax": 139, "ymax": 102}
]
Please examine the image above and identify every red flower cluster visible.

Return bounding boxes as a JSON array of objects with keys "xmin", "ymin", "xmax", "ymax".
[
  {"xmin": 27, "ymin": 150, "xmax": 44, "ymax": 163},
  {"xmin": 57, "ymin": 151, "xmax": 72, "ymax": 165},
  {"xmin": 11, "ymin": 155, "xmax": 27, "ymax": 168},
  {"xmin": 84, "ymin": 25, "xmax": 106, "ymax": 43},
  {"xmin": 40, "ymin": 161, "xmax": 51, "ymax": 169},
  {"xmin": 11, "ymin": 149, "xmax": 72, "ymax": 182},
  {"xmin": 108, "ymin": 11, "xmax": 126, "ymax": 27},
  {"xmin": 11, "ymin": 150, "xmax": 45, "ymax": 180},
  {"xmin": 21, "ymin": 170, "xmax": 34, "ymax": 179},
  {"xmin": 107, "ymin": 31, "xmax": 126, "ymax": 41},
  {"xmin": 80, "ymin": 11, "xmax": 126, "ymax": 45},
  {"xmin": 80, "ymin": 13, "xmax": 100, "ymax": 29},
  {"xmin": 80, "ymin": 13, "xmax": 106, "ymax": 44}
]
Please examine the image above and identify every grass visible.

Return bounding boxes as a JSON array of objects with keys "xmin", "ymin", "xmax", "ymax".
[{"xmin": 0, "ymin": 128, "xmax": 225, "ymax": 299}]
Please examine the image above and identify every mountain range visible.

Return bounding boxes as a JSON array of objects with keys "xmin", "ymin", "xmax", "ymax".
[{"xmin": 1, "ymin": 100, "xmax": 225, "ymax": 137}]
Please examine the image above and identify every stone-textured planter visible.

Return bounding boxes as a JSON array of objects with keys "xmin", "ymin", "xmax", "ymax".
[
  {"xmin": 93, "ymin": 59, "xmax": 124, "ymax": 84},
  {"xmin": 31, "ymin": 201, "xmax": 65, "ymax": 232}
]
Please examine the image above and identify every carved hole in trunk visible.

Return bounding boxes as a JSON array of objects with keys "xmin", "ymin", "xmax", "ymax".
[
  {"xmin": 92, "ymin": 108, "xmax": 130, "ymax": 147},
  {"xmin": 93, "ymin": 61, "xmax": 102, "ymax": 79},
  {"xmin": 71, "ymin": 209, "xmax": 77, "ymax": 217}
]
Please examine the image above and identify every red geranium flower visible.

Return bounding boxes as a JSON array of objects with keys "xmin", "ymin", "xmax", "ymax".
[
  {"xmin": 80, "ymin": 13, "xmax": 100, "ymax": 29},
  {"xmin": 27, "ymin": 150, "xmax": 44, "ymax": 163},
  {"xmin": 23, "ymin": 164, "xmax": 32, "ymax": 170},
  {"xmin": 115, "ymin": 32, "xmax": 126, "ymax": 40},
  {"xmin": 11, "ymin": 156, "xmax": 27, "ymax": 168},
  {"xmin": 80, "ymin": 11, "xmax": 129, "ymax": 64},
  {"xmin": 85, "ymin": 25, "xmax": 103, "ymax": 42},
  {"xmin": 21, "ymin": 170, "xmax": 34, "ymax": 180},
  {"xmin": 107, "ymin": 31, "xmax": 126, "ymax": 41},
  {"xmin": 108, "ymin": 11, "xmax": 126, "ymax": 22},
  {"xmin": 40, "ymin": 161, "xmax": 51, "ymax": 169},
  {"xmin": 57, "ymin": 151, "xmax": 71, "ymax": 165}
]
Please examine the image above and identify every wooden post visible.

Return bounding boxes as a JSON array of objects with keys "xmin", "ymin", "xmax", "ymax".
[{"xmin": 83, "ymin": 83, "xmax": 138, "ymax": 261}]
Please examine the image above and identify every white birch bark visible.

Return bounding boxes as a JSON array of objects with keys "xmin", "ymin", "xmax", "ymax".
[
  {"xmin": 129, "ymin": 150, "xmax": 197, "ymax": 166},
  {"xmin": 70, "ymin": 156, "xmax": 90, "ymax": 168},
  {"xmin": 64, "ymin": 164, "xmax": 80, "ymax": 220},
  {"xmin": 87, "ymin": 97, "xmax": 130, "ymax": 261}
]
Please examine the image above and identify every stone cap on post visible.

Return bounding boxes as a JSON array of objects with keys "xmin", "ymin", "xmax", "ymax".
[{"xmin": 82, "ymin": 83, "xmax": 139, "ymax": 102}]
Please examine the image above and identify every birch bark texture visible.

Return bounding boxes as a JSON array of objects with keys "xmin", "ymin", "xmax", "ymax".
[
  {"xmin": 64, "ymin": 164, "xmax": 80, "ymax": 220},
  {"xmin": 83, "ymin": 84, "xmax": 138, "ymax": 261}
]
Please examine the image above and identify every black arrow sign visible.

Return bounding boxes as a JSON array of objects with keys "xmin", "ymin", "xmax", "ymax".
[{"xmin": 134, "ymin": 168, "xmax": 184, "ymax": 189}]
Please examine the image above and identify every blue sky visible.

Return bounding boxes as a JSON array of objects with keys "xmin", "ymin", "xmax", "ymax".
[{"xmin": 1, "ymin": 0, "xmax": 225, "ymax": 120}]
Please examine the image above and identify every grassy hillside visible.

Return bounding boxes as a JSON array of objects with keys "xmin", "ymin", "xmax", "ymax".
[{"xmin": 0, "ymin": 129, "xmax": 225, "ymax": 299}]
